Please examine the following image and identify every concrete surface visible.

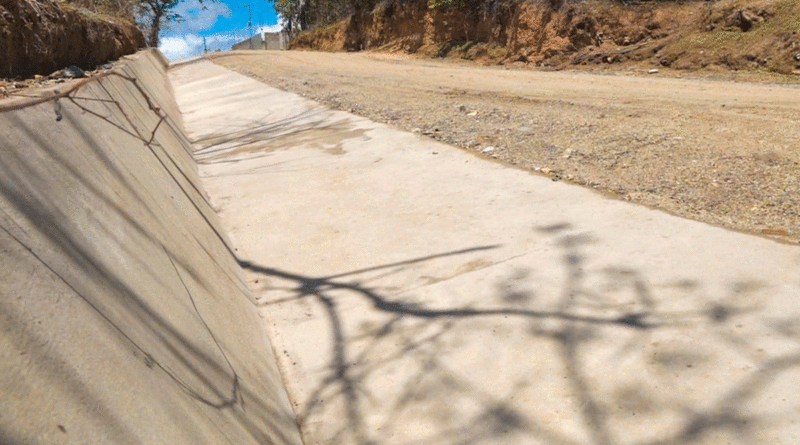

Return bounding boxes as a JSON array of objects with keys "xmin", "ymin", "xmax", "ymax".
[
  {"xmin": 0, "ymin": 50, "xmax": 302, "ymax": 444},
  {"xmin": 172, "ymin": 60, "xmax": 800, "ymax": 445},
  {"xmin": 231, "ymin": 32, "xmax": 289, "ymax": 51}
]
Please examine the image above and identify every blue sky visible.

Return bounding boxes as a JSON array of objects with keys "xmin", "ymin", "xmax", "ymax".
[{"xmin": 158, "ymin": 0, "xmax": 282, "ymax": 61}]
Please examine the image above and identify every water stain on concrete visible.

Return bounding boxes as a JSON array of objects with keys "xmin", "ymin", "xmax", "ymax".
[
  {"xmin": 194, "ymin": 116, "xmax": 370, "ymax": 163},
  {"xmin": 419, "ymin": 258, "xmax": 494, "ymax": 286}
]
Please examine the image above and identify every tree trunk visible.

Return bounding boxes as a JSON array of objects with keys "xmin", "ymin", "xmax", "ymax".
[
  {"xmin": 147, "ymin": 9, "xmax": 163, "ymax": 47},
  {"xmin": 299, "ymin": 0, "xmax": 309, "ymax": 30}
]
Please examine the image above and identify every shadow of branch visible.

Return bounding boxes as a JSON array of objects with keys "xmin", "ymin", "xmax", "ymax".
[{"xmin": 240, "ymin": 226, "xmax": 800, "ymax": 444}]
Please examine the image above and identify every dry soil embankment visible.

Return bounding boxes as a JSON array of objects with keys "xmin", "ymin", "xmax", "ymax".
[
  {"xmin": 0, "ymin": 0, "xmax": 144, "ymax": 78},
  {"xmin": 292, "ymin": 0, "xmax": 800, "ymax": 76}
]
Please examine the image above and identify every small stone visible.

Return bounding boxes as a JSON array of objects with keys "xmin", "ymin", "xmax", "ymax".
[
  {"xmin": 563, "ymin": 148, "xmax": 573, "ymax": 159},
  {"xmin": 412, "ymin": 128, "xmax": 422, "ymax": 133},
  {"xmin": 518, "ymin": 126, "xmax": 534, "ymax": 134},
  {"xmin": 541, "ymin": 167, "xmax": 552, "ymax": 175},
  {"xmin": 648, "ymin": 69, "xmax": 659, "ymax": 74},
  {"xmin": 456, "ymin": 104, "xmax": 466, "ymax": 112},
  {"xmin": 34, "ymin": 74, "xmax": 44, "ymax": 80},
  {"xmin": 50, "ymin": 65, "xmax": 86, "ymax": 79},
  {"xmin": 477, "ymin": 135, "xmax": 497, "ymax": 144},
  {"xmin": 482, "ymin": 146, "xmax": 495, "ymax": 153},
  {"xmin": 467, "ymin": 111, "xmax": 478, "ymax": 116},
  {"xmin": 61, "ymin": 65, "xmax": 87, "ymax": 78}
]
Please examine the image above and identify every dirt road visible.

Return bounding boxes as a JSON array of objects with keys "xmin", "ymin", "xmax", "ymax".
[{"xmin": 211, "ymin": 50, "xmax": 800, "ymax": 244}]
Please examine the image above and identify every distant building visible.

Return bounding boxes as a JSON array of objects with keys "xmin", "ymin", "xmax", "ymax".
[{"xmin": 231, "ymin": 31, "xmax": 289, "ymax": 51}]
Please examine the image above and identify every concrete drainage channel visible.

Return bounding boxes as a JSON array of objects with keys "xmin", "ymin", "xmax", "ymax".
[
  {"xmin": 4, "ymin": 48, "xmax": 800, "ymax": 445},
  {"xmin": 171, "ymin": 55, "xmax": 800, "ymax": 444},
  {"xmin": 0, "ymin": 50, "xmax": 303, "ymax": 444}
]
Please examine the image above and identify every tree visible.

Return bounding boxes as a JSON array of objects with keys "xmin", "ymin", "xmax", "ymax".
[
  {"xmin": 269, "ymin": 0, "xmax": 378, "ymax": 33},
  {"xmin": 137, "ymin": 0, "xmax": 184, "ymax": 47},
  {"xmin": 271, "ymin": 0, "xmax": 304, "ymax": 33},
  {"xmin": 137, "ymin": 0, "xmax": 220, "ymax": 47}
]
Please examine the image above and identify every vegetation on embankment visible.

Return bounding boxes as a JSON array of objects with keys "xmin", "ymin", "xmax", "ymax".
[
  {"xmin": 289, "ymin": 0, "xmax": 800, "ymax": 75},
  {"xmin": 0, "ymin": 0, "xmax": 144, "ymax": 78}
]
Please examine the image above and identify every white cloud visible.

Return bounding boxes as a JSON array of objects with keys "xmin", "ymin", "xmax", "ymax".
[
  {"xmin": 166, "ymin": 0, "xmax": 231, "ymax": 34},
  {"xmin": 159, "ymin": 22, "xmax": 283, "ymax": 61},
  {"xmin": 257, "ymin": 24, "xmax": 283, "ymax": 34},
  {"xmin": 159, "ymin": 34, "xmax": 203, "ymax": 61}
]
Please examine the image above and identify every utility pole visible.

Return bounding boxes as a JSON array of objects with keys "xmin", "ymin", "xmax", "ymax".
[
  {"xmin": 203, "ymin": 35, "xmax": 208, "ymax": 54},
  {"xmin": 244, "ymin": 4, "xmax": 254, "ymax": 49}
]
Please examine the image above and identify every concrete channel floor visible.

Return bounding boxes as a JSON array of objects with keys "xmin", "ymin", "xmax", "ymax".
[{"xmin": 170, "ymin": 60, "xmax": 800, "ymax": 445}]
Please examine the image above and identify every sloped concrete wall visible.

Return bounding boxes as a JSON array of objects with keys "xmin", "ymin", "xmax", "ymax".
[
  {"xmin": 232, "ymin": 34, "xmax": 262, "ymax": 50},
  {"xmin": 231, "ymin": 32, "xmax": 288, "ymax": 50},
  {"xmin": 0, "ymin": 50, "xmax": 302, "ymax": 445}
]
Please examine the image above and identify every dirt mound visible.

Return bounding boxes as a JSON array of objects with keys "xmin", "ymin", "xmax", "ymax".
[
  {"xmin": 290, "ymin": 0, "xmax": 800, "ymax": 75},
  {"xmin": 0, "ymin": 0, "xmax": 144, "ymax": 78}
]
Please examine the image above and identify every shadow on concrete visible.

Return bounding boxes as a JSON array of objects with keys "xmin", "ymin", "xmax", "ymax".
[
  {"xmin": 0, "ymin": 74, "xmax": 299, "ymax": 443},
  {"xmin": 238, "ymin": 224, "xmax": 800, "ymax": 445}
]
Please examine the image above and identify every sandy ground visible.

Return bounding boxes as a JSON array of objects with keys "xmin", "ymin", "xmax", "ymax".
[{"xmin": 211, "ymin": 50, "xmax": 800, "ymax": 244}]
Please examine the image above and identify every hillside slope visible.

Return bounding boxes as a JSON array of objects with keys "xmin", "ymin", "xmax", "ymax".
[
  {"xmin": 0, "ymin": 0, "xmax": 144, "ymax": 78},
  {"xmin": 292, "ymin": 0, "xmax": 800, "ymax": 76}
]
